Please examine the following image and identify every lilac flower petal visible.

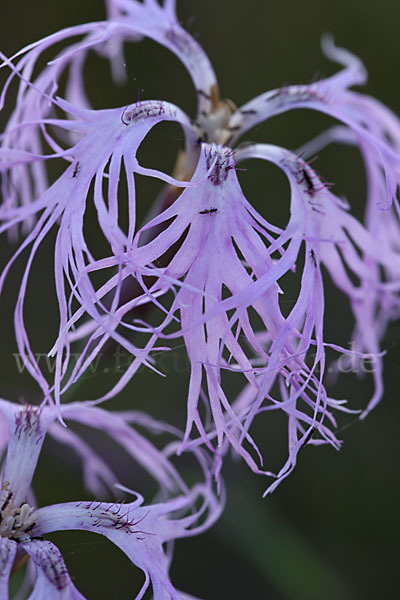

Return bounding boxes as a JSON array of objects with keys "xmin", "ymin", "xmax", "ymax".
[
  {"xmin": 33, "ymin": 485, "xmax": 222, "ymax": 600},
  {"xmin": 0, "ymin": 397, "xmax": 199, "ymax": 505},
  {"xmin": 0, "ymin": 401, "xmax": 58, "ymax": 506},
  {"xmin": 1, "ymin": 0, "xmax": 216, "ymax": 186},
  {"xmin": 227, "ymin": 39, "xmax": 400, "ymax": 209},
  {"xmin": 22, "ymin": 539, "xmax": 86, "ymax": 599},
  {"xmin": 74, "ymin": 145, "xmax": 287, "ymax": 468},
  {"xmin": 48, "ymin": 422, "xmax": 119, "ymax": 497},
  {"xmin": 176, "ymin": 593, "xmax": 205, "ymax": 600},
  {"xmin": 50, "ymin": 137, "xmax": 383, "ymax": 486},
  {"xmin": 61, "ymin": 404, "xmax": 188, "ymax": 494},
  {"xmin": 106, "ymin": 0, "xmax": 218, "ymax": 115},
  {"xmin": 0, "ymin": 395, "xmax": 223, "ymax": 598},
  {"xmin": 299, "ymin": 125, "xmax": 400, "ymax": 415},
  {"xmin": 0, "ymin": 98, "xmax": 196, "ymax": 401},
  {"xmin": 0, "ymin": 537, "xmax": 17, "ymax": 599},
  {"xmin": 1, "ymin": 0, "xmax": 397, "ymax": 502},
  {"xmin": 118, "ymin": 138, "xmax": 397, "ymax": 488}
]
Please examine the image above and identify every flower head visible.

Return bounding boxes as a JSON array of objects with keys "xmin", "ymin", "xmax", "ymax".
[
  {"xmin": 0, "ymin": 398, "xmax": 222, "ymax": 598},
  {"xmin": 0, "ymin": 0, "xmax": 399, "ymax": 493}
]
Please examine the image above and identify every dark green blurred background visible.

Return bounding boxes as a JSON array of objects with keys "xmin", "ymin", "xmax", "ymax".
[{"xmin": 1, "ymin": 1, "xmax": 400, "ymax": 598}]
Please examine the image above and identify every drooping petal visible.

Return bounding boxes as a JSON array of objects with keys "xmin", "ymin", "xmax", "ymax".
[
  {"xmin": 59, "ymin": 139, "xmax": 357, "ymax": 487},
  {"xmin": 299, "ymin": 125, "xmax": 400, "ymax": 415},
  {"xmin": 235, "ymin": 142, "xmax": 397, "ymax": 415},
  {"xmin": 57, "ymin": 144, "xmax": 286, "ymax": 472},
  {"xmin": 121, "ymin": 137, "xmax": 397, "ymax": 491},
  {"xmin": 0, "ymin": 97, "xmax": 197, "ymax": 402}
]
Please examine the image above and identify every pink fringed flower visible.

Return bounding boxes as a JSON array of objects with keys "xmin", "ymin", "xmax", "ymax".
[
  {"xmin": 0, "ymin": 398, "xmax": 222, "ymax": 598},
  {"xmin": 1, "ymin": 0, "xmax": 399, "ymax": 491}
]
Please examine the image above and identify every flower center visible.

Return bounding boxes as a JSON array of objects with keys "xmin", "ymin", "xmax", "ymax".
[
  {"xmin": 0, "ymin": 489, "xmax": 36, "ymax": 542},
  {"xmin": 195, "ymin": 98, "xmax": 236, "ymax": 145}
]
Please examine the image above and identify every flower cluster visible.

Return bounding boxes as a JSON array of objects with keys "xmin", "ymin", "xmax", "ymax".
[{"xmin": 0, "ymin": 0, "xmax": 399, "ymax": 597}]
